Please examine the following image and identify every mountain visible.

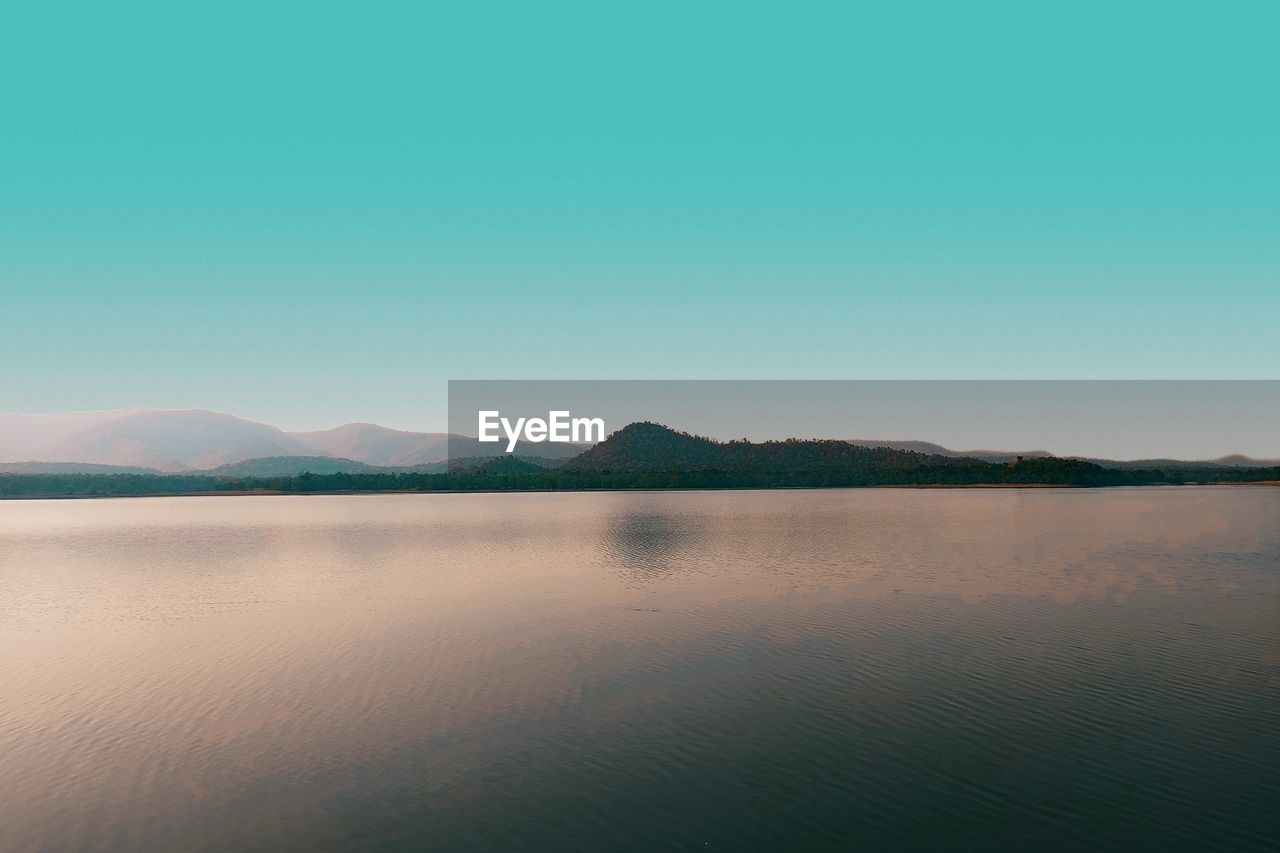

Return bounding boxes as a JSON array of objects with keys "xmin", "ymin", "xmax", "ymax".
[
  {"xmin": 0, "ymin": 409, "xmax": 144, "ymax": 462},
  {"xmin": 566, "ymin": 422, "xmax": 962, "ymax": 473},
  {"xmin": 1209, "ymin": 454, "xmax": 1280, "ymax": 467},
  {"xmin": 0, "ymin": 409, "xmax": 591, "ymax": 471},
  {"xmin": 32, "ymin": 410, "xmax": 316, "ymax": 472},
  {"xmin": 0, "ymin": 460, "xmax": 164, "ymax": 475},
  {"xmin": 289, "ymin": 423, "xmax": 452, "ymax": 466},
  {"xmin": 566, "ymin": 422, "xmax": 726, "ymax": 470},
  {"xmin": 288, "ymin": 423, "xmax": 586, "ymax": 466},
  {"xmin": 847, "ymin": 439, "xmax": 1054, "ymax": 462},
  {"xmin": 553, "ymin": 422, "xmax": 1134, "ymax": 487},
  {"xmin": 844, "ymin": 441, "xmax": 1275, "ymax": 469},
  {"xmin": 1076, "ymin": 454, "xmax": 1280, "ymax": 470}
]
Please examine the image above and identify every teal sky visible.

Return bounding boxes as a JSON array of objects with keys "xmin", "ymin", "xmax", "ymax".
[{"xmin": 3, "ymin": 1, "xmax": 1277, "ymax": 431}]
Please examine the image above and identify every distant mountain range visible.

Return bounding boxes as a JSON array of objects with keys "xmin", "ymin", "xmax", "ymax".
[
  {"xmin": 0, "ymin": 410, "xmax": 582, "ymax": 473},
  {"xmin": 3, "ymin": 421, "xmax": 1278, "ymax": 498},
  {"xmin": 844, "ymin": 439, "xmax": 1055, "ymax": 462},
  {"xmin": 0, "ymin": 460, "xmax": 165, "ymax": 475},
  {"xmin": 1, "ymin": 408, "xmax": 1276, "ymax": 475}
]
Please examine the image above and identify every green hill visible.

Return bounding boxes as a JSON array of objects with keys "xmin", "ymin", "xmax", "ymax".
[
  {"xmin": 204, "ymin": 456, "xmax": 382, "ymax": 477},
  {"xmin": 561, "ymin": 422, "xmax": 1142, "ymax": 487}
]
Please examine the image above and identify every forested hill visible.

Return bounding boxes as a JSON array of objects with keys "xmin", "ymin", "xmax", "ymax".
[
  {"xmin": 2, "ymin": 422, "xmax": 1277, "ymax": 497},
  {"xmin": 567, "ymin": 422, "xmax": 988, "ymax": 473},
  {"xmin": 561, "ymin": 422, "xmax": 1181, "ymax": 487}
]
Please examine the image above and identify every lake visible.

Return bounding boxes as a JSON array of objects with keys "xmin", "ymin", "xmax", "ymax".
[{"xmin": 1, "ymin": 489, "xmax": 1277, "ymax": 851}]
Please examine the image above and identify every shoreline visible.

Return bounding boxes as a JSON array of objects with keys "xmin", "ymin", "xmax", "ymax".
[{"xmin": 3, "ymin": 482, "xmax": 1276, "ymax": 501}]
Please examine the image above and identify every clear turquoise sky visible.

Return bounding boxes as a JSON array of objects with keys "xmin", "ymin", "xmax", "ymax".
[{"xmin": 2, "ymin": 1, "xmax": 1277, "ymax": 430}]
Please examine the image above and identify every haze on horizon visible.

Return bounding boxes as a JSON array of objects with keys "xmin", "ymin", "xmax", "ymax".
[{"xmin": 5, "ymin": 379, "xmax": 1280, "ymax": 466}]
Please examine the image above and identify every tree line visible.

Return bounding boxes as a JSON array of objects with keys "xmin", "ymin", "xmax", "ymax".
[{"xmin": 2, "ymin": 459, "xmax": 1277, "ymax": 498}]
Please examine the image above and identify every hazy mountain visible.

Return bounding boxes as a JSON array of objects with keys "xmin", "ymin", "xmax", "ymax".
[
  {"xmin": 0, "ymin": 409, "xmax": 144, "ymax": 462},
  {"xmin": 1208, "ymin": 454, "xmax": 1280, "ymax": 467},
  {"xmin": 0, "ymin": 460, "xmax": 164, "ymax": 475},
  {"xmin": 1081, "ymin": 454, "xmax": 1280, "ymax": 470},
  {"xmin": 33, "ymin": 410, "xmax": 316, "ymax": 472},
  {"xmin": 291, "ymin": 423, "xmax": 587, "ymax": 465},
  {"xmin": 289, "ymin": 423, "xmax": 452, "ymax": 466},
  {"xmin": 0, "ymin": 409, "xmax": 589, "ymax": 471},
  {"xmin": 847, "ymin": 439, "xmax": 1054, "ymax": 463},
  {"xmin": 848, "ymin": 441, "xmax": 1277, "ymax": 468}
]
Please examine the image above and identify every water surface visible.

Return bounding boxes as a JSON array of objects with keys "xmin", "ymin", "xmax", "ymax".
[{"xmin": 1, "ymin": 489, "xmax": 1277, "ymax": 850}]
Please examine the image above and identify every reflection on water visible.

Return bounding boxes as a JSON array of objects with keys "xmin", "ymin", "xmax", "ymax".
[
  {"xmin": 0, "ymin": 489, "xmax": 1277, "ymax": 851},
  {"xmin": 604, "ymin": 506, "xmax": 705, "ymax": 583}
]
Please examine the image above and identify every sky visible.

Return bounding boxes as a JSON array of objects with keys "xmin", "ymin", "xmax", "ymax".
[{"xmin": 2, "ymin": 1, "xmax": 1277, "ymax": 432}]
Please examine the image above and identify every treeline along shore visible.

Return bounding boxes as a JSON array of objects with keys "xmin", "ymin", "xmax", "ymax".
[{"xmin": 3, "ymin": 423, "xmax": 1278, "ymax": 498}]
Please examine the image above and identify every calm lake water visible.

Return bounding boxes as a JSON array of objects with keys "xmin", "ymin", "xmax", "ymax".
[{"xmin": 1, "ymin": 488, "xmax": 1277, "ymax": 851}]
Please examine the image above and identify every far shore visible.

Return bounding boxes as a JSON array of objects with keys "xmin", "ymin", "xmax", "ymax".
[{"xmin": 3, "ymin": 482, "xmax": 1277, "ymax": 501}]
